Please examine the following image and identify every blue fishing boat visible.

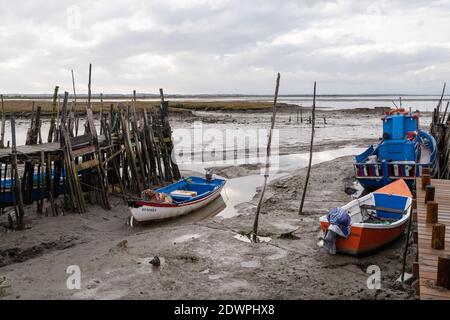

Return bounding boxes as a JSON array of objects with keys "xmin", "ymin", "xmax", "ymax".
[
  {"xmin": 0, "ymin": 172, "xmax": 64, "ymax": 207},
  {"xmin": 354, "ymin": 109, "xmax": 436, "ymax": 191}
]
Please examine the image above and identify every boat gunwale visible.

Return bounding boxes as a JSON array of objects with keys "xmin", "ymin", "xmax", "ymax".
[
  {"xmin": 319, "ymin": 193, "xmax": 411, "ymax": 230},
  {"xmin": 134, "ymin": 181, "xmax": 226, "ymax": 208}
]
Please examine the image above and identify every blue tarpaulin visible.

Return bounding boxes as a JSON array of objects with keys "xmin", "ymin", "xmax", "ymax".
[{"xmin": 327, "ymin": 207, "xmax": 351, "ymax": 238}]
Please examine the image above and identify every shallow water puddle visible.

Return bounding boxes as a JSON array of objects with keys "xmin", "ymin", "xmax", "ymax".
[
  {"xmin": 233, "ymin": 234, "xmax": 271, "ymax": 243},
  {"xmin": 173, "ymin": 233, "xmax": 201, "ymax": 243},
  {"xmin": 217, "ymin": 146, "xmax": 364, "ymax": 218},
  {"xmin": 241, "ymin": 260, "xmax": 261, "ymax": 268},
  {"xmin": 233, "ymin": 234, "xmax": 252, "ymax": 243}
]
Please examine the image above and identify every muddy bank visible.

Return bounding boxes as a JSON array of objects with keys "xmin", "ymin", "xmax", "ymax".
[
  {"xmin": 0, "ymin": 153, "xmax": 415, "ymax": 300},
  {"xmin": 0, "ymin": 100, "xmax": 195, "ymax": 118}
]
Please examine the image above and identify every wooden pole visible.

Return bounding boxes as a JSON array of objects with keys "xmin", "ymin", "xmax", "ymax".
[
  {"xmin": 87, "ymin": 63, "xmax": 92, "ymax": 110},
  {"xmin": 298, "ymin": 82, "xmax": 317, "ymax": 215},
  {"xmin": 37, "ymin": 151, "xmax": 45, "ymax": 214},
  {"xmin": 300, "ymin": 104, "xmax": 303, "ymax": 123},
  {"xmin": 436, "ymin": 255, "xmax": 450, "ymax": 289},
  {"xmin": 0, "ymin": 94, "xmax": 5, "ymax": 148},
  {"xmin": 251, "ymin": 73, "xmax": 280, "ymax": 242},
  {"xmin": 10, "ymin": 114, "xmax": 25, "ymax": 230},
  {"xmin": 441, "ymin": 101, "xmax": 449, "ymax": 125},
  {"xmin": 55, "ymin": 94, "xmax": 61, "ymax": 142},
  {"xmin": 100, "ymin": 93, "xmax": 104, "ymax": 135},
  {"xmin": 424, "ymin": 184, "xmax": 435, "ymax": 203},
  {"xmin": 421, "ymin": 174, "xmax": 430, "ymax": 190},
  {"xmin": 426, "ymin": 201, "xmax": 438, "ymax": 224},
  {"xmin": 47, "ymin": 86, "xmax": 59, "ymax": 142},
  {"xmin": 431, "ymin": 223, "xmax": 445, "ymax": 250},
  {"xmin": 61, "ymin": 91, "xmax": 69, "ymax": 127},
  {"xmin": 71, "ymin": 69, "xmax": 79, "ymax": 136},
  {"xmin": 436, "ymin": 82, "xmax": 446, "ymax": 120},
  {"xmin": 131, "ymin": 90, "xmax": 147, "ymax": 188}
]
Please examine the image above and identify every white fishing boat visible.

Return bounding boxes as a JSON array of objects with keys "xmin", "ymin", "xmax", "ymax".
[{"xmin": 128, "ymin": 176, "xmax": 226, "ymax": 225}]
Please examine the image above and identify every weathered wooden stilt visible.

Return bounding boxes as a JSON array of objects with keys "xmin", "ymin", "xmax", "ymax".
[
  {"xmin": 0, "ymin": 94, "xmax": 5, "ymax": 149},
  {"xmin": 47, "ymin": 86, "xmax": 59, "ymax": 143},
  {"xmin": 10, "ymin": 114, "xmax": 26, "ymax": 230},
  {"xmin": 45, "ymin": 153, "xmax": 57, "ymax": 216},
  {"xmin": 71, "ymin": 69, "xmax": 79, "ymax": 137}
]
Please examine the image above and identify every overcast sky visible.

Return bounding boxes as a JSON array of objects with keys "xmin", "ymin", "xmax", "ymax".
[{"xmin": 1, "ymin": 0, "xmax": 450, "ymax": 94}]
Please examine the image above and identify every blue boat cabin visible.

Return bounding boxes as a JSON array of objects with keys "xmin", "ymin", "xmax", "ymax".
[{"xmin": 354, "ymin": 110, "xmax": 436, "ymax": 190}]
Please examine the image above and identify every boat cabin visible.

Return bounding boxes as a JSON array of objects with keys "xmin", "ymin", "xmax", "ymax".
[
  {"xmin": 354, "ymin": 109, "xmax": 436, "ymax": 190},
  {"xmin": 379, "ymin": 112, "xmax": 420, "ymax": 162}
]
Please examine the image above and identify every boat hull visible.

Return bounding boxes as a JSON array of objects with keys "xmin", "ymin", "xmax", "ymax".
[
  {"xmin": 356, "ymin": 176, "xmax": 416, "ymax": 191},
  {"xmin": 0, "ymin": 183, "xmax": 64, "ymax": 207},
  {"xmin": 319, "ymin": 214, "xmax": 409, "ymax": 256},
  {"xmin": 130, "ymin": 183, "xmax": 225, "ymax": 222}
]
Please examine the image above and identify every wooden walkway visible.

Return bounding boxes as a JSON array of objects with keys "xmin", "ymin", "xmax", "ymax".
[
  {"xmin": 416, "ymin": 177, "xmax": 450, "ymax": 300},
  {"xmin": 0, "ymin": 135, "xmax": 108, "ymax": 159}
]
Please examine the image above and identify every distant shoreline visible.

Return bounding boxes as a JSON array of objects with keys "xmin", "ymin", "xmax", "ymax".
[
  {"xmin": 1, "ymin": 93, "xmax": 449, "ymax": 100},
  {"xmin": 0, "ymin": 99, "xmax": 434, "ymax": 116}
]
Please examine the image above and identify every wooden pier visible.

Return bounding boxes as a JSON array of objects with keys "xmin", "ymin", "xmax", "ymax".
[
  {"xmin": 0, "ymin": 76, "xmax": 181, "ymax": 230},
  {"xmin": 416, "ymin": 177, "xmax": 450, "ymax": 300}
]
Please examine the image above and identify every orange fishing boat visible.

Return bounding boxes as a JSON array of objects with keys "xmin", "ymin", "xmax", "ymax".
[{"xmin": 319, "ymin": 179, "xmax": 412, "ymax": 256}]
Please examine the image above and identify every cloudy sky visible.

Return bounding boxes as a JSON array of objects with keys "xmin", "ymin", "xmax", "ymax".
[{"xmin": 1, "ymin": 0, "xmax": 450, "ymax": 94}]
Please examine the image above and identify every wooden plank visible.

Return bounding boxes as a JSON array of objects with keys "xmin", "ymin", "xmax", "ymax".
[
  {"xmin": 70, "ymin": 134, "xmax": 92, "ymax": 148},
  {"xmin": 75, "ymin": 158, "xmax": 99, "ymax": 172},
  {"xmin": 419, "ymin": 278, "xmax": 450, "ymax": 299},
  {"xmin": 72, "ymin": 145, "xmax": 96, "ymax": 158},
  {"xmin": 417, "ymin": 178, "xmax": 450, "ymax": 300},
  {"xmin": 0, "ymin": 135, "xmax": 109, "ymax": 159}
]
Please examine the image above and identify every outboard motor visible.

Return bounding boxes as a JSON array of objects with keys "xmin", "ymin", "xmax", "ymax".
[{"xmin": 205, "ymin": 169, "xmax": 213, "ymax": 182}]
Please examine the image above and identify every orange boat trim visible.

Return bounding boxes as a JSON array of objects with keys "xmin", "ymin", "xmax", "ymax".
[{"xmin": 374, "ymin": 178, "xmax": 412, "ymax": 197}]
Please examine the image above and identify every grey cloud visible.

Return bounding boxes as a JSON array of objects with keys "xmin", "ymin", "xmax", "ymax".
[{"xmin": 0, "ymin": 0, "xmax": 450, "ymax": 94}]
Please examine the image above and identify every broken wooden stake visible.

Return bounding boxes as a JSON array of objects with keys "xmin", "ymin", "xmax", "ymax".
[
  {"xmin": 424, "ymin": 184, "xmax": 435, "ymax": 203},
  {"xmin": 431, "ymin": 223, "xmax": 446, "ymax": 250},
  {"xmin": 426, "ymin": 201, "xmax": 438, "ymax": 224}
]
